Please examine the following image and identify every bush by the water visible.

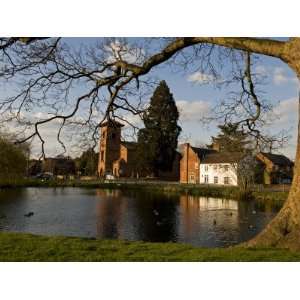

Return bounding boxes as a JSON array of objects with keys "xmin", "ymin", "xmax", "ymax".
[{"xmin": 0, "ymin": 134, "xmax": 28, "ymax": 183}]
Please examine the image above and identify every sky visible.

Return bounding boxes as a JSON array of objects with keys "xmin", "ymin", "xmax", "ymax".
[{"xmin": 3, "ymin": 37, "xmax": 299, "ymax": 160}]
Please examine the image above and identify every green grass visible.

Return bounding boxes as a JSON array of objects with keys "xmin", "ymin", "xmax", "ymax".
[{"xmin": 0, "ymin": 232, "xmax": 299, "ymax": 261}]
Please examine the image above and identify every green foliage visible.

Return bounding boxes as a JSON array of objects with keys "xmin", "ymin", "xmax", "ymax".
[
  {"xmin": 0, "ymin": 232, "xmax": 299, "ymax": 261},
  {"xmin": 76, "ymin": 148, "xmax": 98, "ymax": 176},
  {"xmin": 209, "ymin": 123, "xmax": 252, "ymax": 153},
  {"xmin": 137, "ymin": 81, "xmax": 181, "ymax": 175},
  {"xmin": 0, "ymin": 135, "xmax": 27, "ymax": 181}
]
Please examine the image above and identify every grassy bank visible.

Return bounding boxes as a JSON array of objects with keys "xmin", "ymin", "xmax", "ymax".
[
  {"xmin": 0, "ymin": 232, "xmax": 299, "ymax": 261},
  {"xmin": 0, "ymin": 178, "xmax": 288, "ymax": 202}
]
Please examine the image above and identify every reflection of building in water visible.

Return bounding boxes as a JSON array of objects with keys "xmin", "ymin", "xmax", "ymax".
[
  {"xmin": 180, "ymin": 195, "xmax": 238, "ymax": 211},
  {"xmin": 178, "ymin": 194, "xmax": 239, "ymax": 245},
  {"xmin": 95, "ymin": 189, "xmax": 127, "ymax": 239}
]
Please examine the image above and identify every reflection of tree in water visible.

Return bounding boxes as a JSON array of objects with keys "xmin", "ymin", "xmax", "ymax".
[
  {"xmin": 95, "ymin": 189, "xmax": 179, "ymax": 242},
  {"xmin": 128, "ymin": 191, "xmax": 179, "ymax": 243},
  {"xmin": 237, "ymin": 198, "xmax": 283, "ymax": 243}
]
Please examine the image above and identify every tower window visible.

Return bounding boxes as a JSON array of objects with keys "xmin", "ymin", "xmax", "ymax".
[
  {"xmin": 111, "ymin": 133, "xmax": 116, "ymax": 139},
  {"xmin": 101, "ymin": 151, "xmax": 104, "ymax": 162}
]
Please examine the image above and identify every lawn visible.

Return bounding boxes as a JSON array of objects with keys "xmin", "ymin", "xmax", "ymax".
[{"xmin": 0, "ymin": 232, "xmax": 299, "ymax": 262}]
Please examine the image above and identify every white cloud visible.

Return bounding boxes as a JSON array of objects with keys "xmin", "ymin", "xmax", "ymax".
[
  {"xmin": 273, "ymin": 67, "xmax": 298, "ymax": 86},
  {"xmin": 104, "ymin": 40, "xmax": 144, "ymax": 65},
  {"xmin": 255, "ymin": 65, "xmax": 268, "ymax": 76},
  {"xmin": 176, "ymin": 100, "xmax": 211, "ymax": 122},
  {"xmin": 187, "ymin": 72, "xmax": 215, "ymax": 84},
  {"xmin": 272, "ymin": 97, "xmax": 298, "ymax": 124}
]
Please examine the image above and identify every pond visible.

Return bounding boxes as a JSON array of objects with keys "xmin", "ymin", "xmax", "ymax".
[{"xmin": 0, "ymin": 187, "xmax": 283, "ymax": 247}]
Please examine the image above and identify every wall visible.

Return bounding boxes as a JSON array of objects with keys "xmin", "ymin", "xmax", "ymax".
[
  {"xmin": 180, "ymin": 144, "xmax": 200, "ymax": 183},
  {"xmin": 199, "ymin": 163, "xmax": 238, "ymax": 186}
]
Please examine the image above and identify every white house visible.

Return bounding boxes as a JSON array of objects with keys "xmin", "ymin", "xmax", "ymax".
[{"xmin": 199, "ymin": 152, "xmax": 243, "ymax": 186}]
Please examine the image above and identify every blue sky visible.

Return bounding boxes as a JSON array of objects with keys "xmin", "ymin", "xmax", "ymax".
[{"xmin": 4, "ymin": 38, "xmax": 299, "ymax": 159}]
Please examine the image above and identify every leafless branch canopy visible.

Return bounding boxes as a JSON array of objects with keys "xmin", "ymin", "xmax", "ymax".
[{"xmin": 0, "ymin": 37, "xmax": 296, "ymax": 157}]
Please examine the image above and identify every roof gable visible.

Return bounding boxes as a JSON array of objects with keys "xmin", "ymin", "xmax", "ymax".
[{"xmin": 259, "ymin": 152, "xmax": 293, "ymax": 166}]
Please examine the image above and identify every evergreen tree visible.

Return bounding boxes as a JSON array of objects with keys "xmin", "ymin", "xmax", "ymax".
[
  {"xmin": 76, "ymin": 148, "xmax": 98, "ymax": 176},
  {"xmin": 208, "ymin": 123, "xmax": 252, "ymax": 153},
  {"xmin": 137, "ymin": 81, "xmax": 181, "ymax": 176}
]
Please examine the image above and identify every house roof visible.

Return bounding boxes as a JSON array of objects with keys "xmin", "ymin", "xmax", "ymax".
[
  {"xmin": 201, "ymin": 152, "xmax": 244, "ymax": 164},
  {"xmin": 191, "ymin": 147, "xmax": 216, "ymax": 159},
  {"xmin": 259, "ymin": 152, "xmax": 294, "ymax": 166}
]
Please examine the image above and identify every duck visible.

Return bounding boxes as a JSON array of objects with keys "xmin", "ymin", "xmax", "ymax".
[
  {"xmin": 24, "ymin": 212, "xmax": 34, "ymax": 217},
  {"xmin": 153, "ymin": 209, "xmax": 159, "ymax": 216}
]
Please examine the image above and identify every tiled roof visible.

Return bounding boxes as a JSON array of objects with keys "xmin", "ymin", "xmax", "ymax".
[
  {"xmin": 201, "ymin": 152, "xmax": 244, "ymax": 164},
  {"xmin": 191, "ymin": 147, "xmax": 216, "ymax": 159},
  {"xmin": 259, "ymin": 152, "xmax": 294, "ymax": 166}
]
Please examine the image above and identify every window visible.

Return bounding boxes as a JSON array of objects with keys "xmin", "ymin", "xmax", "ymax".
[
  {"xmin": 213, "ymin": 165, "xmax": 217, "ymax": 170},
  {"xmin": 189, "ymin": 174, "xmax": 195, "ymax": 183},
  {"xmin": 101, "ymin": 151, "xmax": 104, "ymax": 162},
  {"xmin": 102, "ymin": 132, "xmax": 106, "ymax": 139},
  {"xmin": 204, "ymin": 165, "xmax": 209, "ymax": 172},
  {"xmin": 224, "ymin": 177, "xmax": 230, "ymax": 184},
  {"xmin": 214, "ymin": 176, "xmax": 218, "ymax": 184},
  {"xmin": 224, "ymin": 165, "xmax": 229, "ymax": 171},
  {"xmin": 204, "ymin": 175, "xmax": 209, "ymax": 183},
  {"xmin": 111, "ymin": 133, "xmax": 116, "ymax": 139}
]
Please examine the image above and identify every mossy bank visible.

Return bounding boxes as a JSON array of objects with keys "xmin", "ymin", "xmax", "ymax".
[{"xmin": 0, "ymin": 232, "xmax": 299, "ymax": 262}]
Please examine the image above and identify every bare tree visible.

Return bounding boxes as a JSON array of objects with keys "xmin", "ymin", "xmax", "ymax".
[{"xmin": 1, "ymin": 37, "xmax": 300, "ymax": 249}]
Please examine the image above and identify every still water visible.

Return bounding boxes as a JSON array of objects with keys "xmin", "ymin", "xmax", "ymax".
[{"xmin": 0, "ymin": 188, "xmax": 283, "ymax": 247}]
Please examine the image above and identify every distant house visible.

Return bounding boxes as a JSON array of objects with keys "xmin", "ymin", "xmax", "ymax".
[
  {"xmin": 180, "ymin": 144, "xmax": 294, "ymax": 185},
  {"xmin": 256, "ymin": 152, "xmax": 294, "ymax": 184},
  {"xmin": 180, "ymin": 143, "xmax": 243, "ymax": 185},
  {"xmin": 199, "ymin": 152, "xmax": 244, "ymax": 186},
  {"xmin": 42, "ymin": 155, "xmax": 76, "ymax": 176}
]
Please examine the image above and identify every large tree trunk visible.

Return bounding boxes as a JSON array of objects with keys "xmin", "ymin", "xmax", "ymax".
[{"xmin": 244, "ymin": 48, "xmax": 300, "ymax": 250}]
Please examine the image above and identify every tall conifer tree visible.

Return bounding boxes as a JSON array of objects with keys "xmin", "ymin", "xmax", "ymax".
[{"xmin": 138, "ymin": 81, "xmax": 181, "ymax": 175}]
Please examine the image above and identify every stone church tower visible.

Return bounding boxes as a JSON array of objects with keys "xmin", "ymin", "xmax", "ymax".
[{"xmin": 98, "ymin": 120, "xmax": 124, "ymax": 177}]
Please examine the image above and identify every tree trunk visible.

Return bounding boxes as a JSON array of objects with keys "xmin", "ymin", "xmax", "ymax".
[{"xmin": 243, "ymin": 57, "xmax": 300, "ymax": 250}]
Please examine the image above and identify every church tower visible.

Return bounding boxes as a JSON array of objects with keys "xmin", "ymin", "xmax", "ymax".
[{"xmin": 98, "ymin": 120, "xmax": 124, "ymax": 177}]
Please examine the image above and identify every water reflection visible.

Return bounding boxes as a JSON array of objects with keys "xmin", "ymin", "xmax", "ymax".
[{"xmin": 0, "ymin": 188, "xmax": 282, "ymax": 247}]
